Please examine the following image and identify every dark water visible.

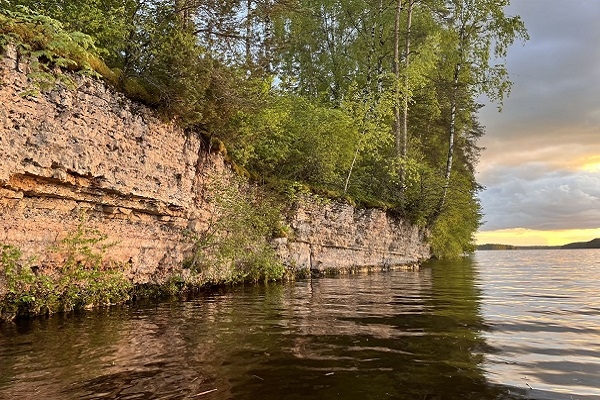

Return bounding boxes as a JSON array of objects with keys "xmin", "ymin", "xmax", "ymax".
[{"xmin": 1, "ymin": 250, "xmax": 599, "ymax": 400}]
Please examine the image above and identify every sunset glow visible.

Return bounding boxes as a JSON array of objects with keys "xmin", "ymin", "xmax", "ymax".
[
  {"xmin": 475, "ymin": 1, "xmax": 600, "ymax": 248},
  {"xmin": 475, "ymin": 228, "xmax": 600, "ymax": 247},
  {"xmin": 581, "ymin": 159, "xmax": 600, "ymax": 173}
]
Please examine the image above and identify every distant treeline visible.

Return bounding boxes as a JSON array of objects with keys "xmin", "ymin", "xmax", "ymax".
[
  {"xmin": 478, "ymin": 238, "xmax": 600, "ymax": 250},
  {"xmin": 561, "ymin": 238, "xmax": 600, "ymax": 249},
  {"xmin": 477, "ymin": 244, "xmax": 517, "ymax": 250}
]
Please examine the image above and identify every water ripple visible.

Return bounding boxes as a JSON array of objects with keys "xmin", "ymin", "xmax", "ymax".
[
  {"xmin": 477, "ymin": 249, "xmax": 600, "ymax": 398},
  {"xmin": 1, "ymin": 250, "xmax": 599, "ymax": 399}
]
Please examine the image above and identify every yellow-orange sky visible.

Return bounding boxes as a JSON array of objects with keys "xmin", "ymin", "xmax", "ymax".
[
  {"xmin": 475, "ymin": 228, "xmax": 600, "ymax": 247},
  {"xmin": 475, "ymin": 0, "xmax": 600, "ymax": 246}
]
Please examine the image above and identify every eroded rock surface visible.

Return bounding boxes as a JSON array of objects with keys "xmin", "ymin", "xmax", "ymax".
[{"xmin": 0, "ymin": 47, "xmax": 430, "ymax": 284}]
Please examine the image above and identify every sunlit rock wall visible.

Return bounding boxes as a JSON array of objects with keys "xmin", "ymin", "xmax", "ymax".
[
  {"xmin": 275, "ymin": 201, "xmax": 430, "ymax": 274},
  {"xmin": 0, "ymin": 46, "xmax": 430, "ymax": 283}
]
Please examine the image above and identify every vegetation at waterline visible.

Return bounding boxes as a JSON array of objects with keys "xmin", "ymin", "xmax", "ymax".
[
  {"xmin": 0, "ymin": 1, "xmax": 528, "ymax": 258},
  {"xmin": 0, "ymin": 221, "xmax": 132, "ymax": 321},
  {"xmin": 183, "ymin": 175, "xmax": 287, "ymax": 284},
  {"xmin": 0, "ymin": 183, "xmax": 290, "ymax": 321}
]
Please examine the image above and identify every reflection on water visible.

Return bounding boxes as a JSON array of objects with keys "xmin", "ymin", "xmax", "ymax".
[
  {"xmin": 477, "ymin": 250, "xmax": 600, "ymax": 399},
  {"xmin": 0, "ymin": 250, "xmax": 599, "ymax": 399}
]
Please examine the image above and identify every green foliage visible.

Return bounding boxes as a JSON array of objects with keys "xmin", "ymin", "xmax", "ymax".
[
  {"xmin": 0, "ymin": 244, "xmax": 36, "ymax": 320},
  {"xmin": 0, "ymin": 219, "xmax": 131, "ymax": 321},
  {"xmin": 230, "ymin": 83, "xmax": 409, "ymax": 208},
  {"xmin": 231, "ymin": 93, "xmax": 359, "ymax": 189},
  {"xmin": 55, "ymin": 218, "xmax": 113, "ymax": 271},
  {"xmin": 118, "ymin": 6, "xmax": 213, "ymax": 126},
  {"xmin": 339, "ymin": 82, "xmax": 397, "ymax": 198},
  {"xmin": 429, "ymin": 175, "xmax": 482, "ymax": 259},
  {"xmin": 6, "ymin": 0, "xmax": 131, "ymax": 61},
  {"xmin": 0, "ymin": 6, "xmax": 109, "ymax": 95},
  {"xmin": 185, "ymin": 175, "xmax": 286, "ymax": 284},
  {"xmin": 50, "ymin": 217, "xmax": 132, "ymax": 310},
  {"xmin": 441, "ymin": 0, "xmax": 529, "ymax": 106}
]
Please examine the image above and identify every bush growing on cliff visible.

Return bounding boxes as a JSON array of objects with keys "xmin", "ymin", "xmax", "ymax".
[
  {"xmin": 0, "ymin": 244, "xmax": 39, "ymax": 320},
  {"xmin": 50, "ymin": 218, "xmax": 132, "ymax": 310},
  {"xmin": 0, "ymin": 220, "xmax": 131, "ymax": 321},
  {"xmin": 185, "ymin": 175, "xmax": 286, "ymax": 284},
  {"xmin": 0, "ymin": 5, "xmax": 114, "ymax": 94}
]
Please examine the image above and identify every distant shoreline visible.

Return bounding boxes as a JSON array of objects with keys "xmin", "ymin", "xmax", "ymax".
[{"xmin": 477, "ymin": 238, "xmax": 600, "ymax": 250}]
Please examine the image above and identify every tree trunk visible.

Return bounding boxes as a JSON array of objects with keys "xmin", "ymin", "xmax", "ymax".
[
  {"xmin": 366, "ymin": 15, "xmax": 376, "ymax": 89},
  {"xmin": 344, "ymin": 145, "xmax": 361, "ymax": 194},
  {"xmin": 376, "ymin": 0, "xmax": 385, "ymax": 93},
  {"xmin": 174, "ymin": 0, "xmax": 192, "ymax": 28},
  {"xmin": 439, "ymin": 49, "xmax": 462, "ymax": 213},
  {"xmin": 402, "ymin": 1, "xmax": 413, "ymax": 162},
  {"xmin": 246, "ymin": 0, "xmax": 252, "ymax": 67},
  {"xmin": 393, "ymin": 0, "xmax": 402, "ymax": 156}
]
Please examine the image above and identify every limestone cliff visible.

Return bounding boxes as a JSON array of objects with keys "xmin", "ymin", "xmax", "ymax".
[
  {"xmin": 278, "ymin": 201, "xmax": 430, "ymax": 273},
  {"xmin": 0, "ymin": 46, "xmax": 430, "ymax": 284}
]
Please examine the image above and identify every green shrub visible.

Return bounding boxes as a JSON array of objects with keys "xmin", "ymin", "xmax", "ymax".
[
  {"xmin": 185, "ymin": 175, "xmax": 286, "ymax": 285},
  {"xmin": 50, "ymin": 217, "xmax": 132, "ymax": 311},
  {"xmin": 0, "ymin": 6, "xmax": 112, "ymax": 95},
  {"xmin": 0, "ymin": 218, "xmax": 131, "ymax": 321}
]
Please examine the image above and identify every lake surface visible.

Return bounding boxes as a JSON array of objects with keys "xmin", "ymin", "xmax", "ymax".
[{"xmin": 1, "ymin": 249, "xmax": 599, "ymax": 399}]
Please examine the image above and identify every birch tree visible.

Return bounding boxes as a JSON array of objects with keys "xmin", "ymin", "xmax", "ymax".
[{"xmin": 436, "ymin": 0, "xmax": 527, "ymax": 214}]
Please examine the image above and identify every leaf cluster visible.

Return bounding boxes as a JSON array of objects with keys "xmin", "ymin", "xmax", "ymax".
[
  {"xmin": 0, "ymin": 5, "xmax": 109, "ymax": 94},
  {"xmin": 0, "ymin": 218, "xmax": 131, "ymax": 321},
  {"xmin": 184, "ymin": 175, "xmax": 286, "ymax": 284}
]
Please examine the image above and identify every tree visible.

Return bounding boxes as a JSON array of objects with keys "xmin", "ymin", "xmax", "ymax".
[
  {"xmin": 2, "ymin": 0, "xmax": 528, "ymax": 259},
  {"xmin": 436, "ymin": 0, "xmax": 527, "ymax": 214}
]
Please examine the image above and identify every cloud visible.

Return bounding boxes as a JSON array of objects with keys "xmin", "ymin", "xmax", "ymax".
[
  {"xmin": 479, "ymin": 0, "xmax": 600, "ymax": 144},
  {"xmin": 475, "ymin": 1, "xmax": 600, "ymax": 236},
  {"xmin": 478, "ymin": 164, "xmax": 600, "ymax": 231},
  {"xmin": 478, "ymin": 137, "xmax": 600, "ymax": 176}
]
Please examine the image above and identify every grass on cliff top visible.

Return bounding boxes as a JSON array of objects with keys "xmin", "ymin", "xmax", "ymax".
[{"xmin": 0, "ymin": 6, "xmax": 164, "ymax": 104}]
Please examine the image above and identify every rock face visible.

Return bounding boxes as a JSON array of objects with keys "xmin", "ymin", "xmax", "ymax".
[
  {"xmin": 0, "ymin": 47, "xmax": 430, "ymax": 284},
  {"xmin": 279, "ymin": 201, "xmax": 430, "ymax": 273}
]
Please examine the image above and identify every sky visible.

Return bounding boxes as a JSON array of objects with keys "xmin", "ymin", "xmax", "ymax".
[{"xmin": 475, "ymin": 0, "xmax": 600, "ymax": 246}]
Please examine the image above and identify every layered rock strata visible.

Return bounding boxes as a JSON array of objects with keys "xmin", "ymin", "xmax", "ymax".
[{"xmin": 0, "ymin": 47, "xmax": 430, "ymax": 284}]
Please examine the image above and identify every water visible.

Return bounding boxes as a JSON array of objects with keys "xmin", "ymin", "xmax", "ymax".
[
  {"xmin": 0, "ymin": 249, "xmax": 599, "ymax": 400},
  {"xmin": 478, "ymin": 250, "xmax": 600, "ymax": 399}
]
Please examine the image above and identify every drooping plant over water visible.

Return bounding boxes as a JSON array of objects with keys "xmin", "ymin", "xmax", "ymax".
[{"xmin": 0, "ymin": 0, "xmax": 527, "ymax": 259}]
